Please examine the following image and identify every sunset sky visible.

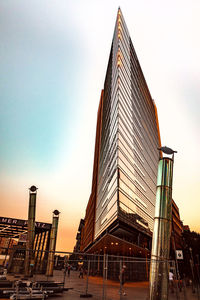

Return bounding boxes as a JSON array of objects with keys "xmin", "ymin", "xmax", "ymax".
[{"xmin": 0, "ymin": 0, "xmax": 199, "ymax": 252}]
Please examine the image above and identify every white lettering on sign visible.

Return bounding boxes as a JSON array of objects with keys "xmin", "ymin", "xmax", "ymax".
[
  {"xmin": 0, "ymin": 217, "xmax": 50, "ymax": 229},
  {"xmin": 36, "ymin": 222, "xmax": 46, "ymax": 228}
]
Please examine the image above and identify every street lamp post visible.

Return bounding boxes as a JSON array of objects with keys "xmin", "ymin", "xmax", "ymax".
[
  {"xmin": 149, "ymin": 147, "xmax": 177, "ymax": 300},
  {"xmin": 46, "ymin": 210, "xmax": 60, "ymax": 276},
  {"xmin": 189, "ymin": 247, "xmax": 196, "ymax": 293},
  {"xmin": 25, "ymin": 186, "xmax": 37, "ymax": 277}
]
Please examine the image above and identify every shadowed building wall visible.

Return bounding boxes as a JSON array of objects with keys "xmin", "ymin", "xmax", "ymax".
[{"xmin": 81, "ymin": 91, "xmax": 104, "ymax": 251}]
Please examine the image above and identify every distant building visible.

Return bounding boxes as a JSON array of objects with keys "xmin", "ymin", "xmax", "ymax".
[
  {"xmin": 80, "ymin": 8, "xmax": 162, "ymax": 256},
  {"xmin": 183, "ymin": 225, "xmax": 190, "ymax": 232},
  {"xmin": 0, "ymin": 237, "xmax": 18, "ymax": 255},
  {"xmin": 171, "ymin": 200, "xmax": 184, "ymax": 250},
  {"xmin": 74, "ymin": 219, "xmax": 85, "ymax": 252}
]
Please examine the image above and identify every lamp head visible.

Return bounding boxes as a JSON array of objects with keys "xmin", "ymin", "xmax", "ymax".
[
  {"xmin": 53, "ymin": 209, "xmax": 60, "ymax": 216},
  {"xmin": 29, "ymin": 185, "xmax": 37, "ymax": 192},
  {"xmin": 158, "ymin": 146, "xmax": 177, "ymax": 155}
]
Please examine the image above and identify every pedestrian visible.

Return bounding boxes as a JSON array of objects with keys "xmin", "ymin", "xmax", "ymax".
[
  {"xmin": 169, "ymin": 270, "xmax": 174, "ymax": 293},
  {"xmin": 79, "ymin": 266, "xmax": 84, "ymax": 279},
  {"xmin": 119, "ymin": 265, "xmax": 127, "ymax": 296},
  {"xmin": 64, "ymin": 264, "xmax": 69, "ymax": 275},
  {"xmin": 67, "ymin": 265, "xmax": 71, "ymax": 277}
]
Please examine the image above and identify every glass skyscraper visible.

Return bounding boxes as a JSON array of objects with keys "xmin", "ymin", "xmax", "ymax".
[{"xmin": 81, "ymin": 8, "xmax": 161, "ymax": 255}]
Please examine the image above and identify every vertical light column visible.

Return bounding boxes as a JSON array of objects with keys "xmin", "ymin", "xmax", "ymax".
[
  {"xmin": 25, "ymin": 185, "xmax": 37, "ymax": 276},
  {"xmin": 46, "ymin": 210, "xmax": 60, "ymax": 276},
  {"xmin": 149, "ymin": 147, "xmax": 176, "ymax": 300}
]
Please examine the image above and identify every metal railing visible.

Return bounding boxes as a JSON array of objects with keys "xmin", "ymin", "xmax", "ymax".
[{"xmin": 0, "ymin": 247, "xmax": 200, "ymax": 300}]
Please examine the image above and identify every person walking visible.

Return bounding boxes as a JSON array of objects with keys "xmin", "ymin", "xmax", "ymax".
[
  {"xmin": 119, "ymin": 265, "xmax": 127, "ymax": 296},
  {"xmin": 67, "ymin": 265, "xmax": 71, "ymax": 277},
  {"xmin": 79, "ymin": 266, "xmax": 84, "ymax": 279},
  {"xmin": 169, "ymin": 271, "xmax": 174, "ymax": 293}
]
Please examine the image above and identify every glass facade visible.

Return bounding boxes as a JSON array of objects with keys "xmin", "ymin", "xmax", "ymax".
[{"xmin": 94, "ymin": 9, "xmax": 161, "ymax": 239}]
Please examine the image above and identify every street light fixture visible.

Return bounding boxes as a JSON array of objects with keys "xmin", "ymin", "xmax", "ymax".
[
  {"xmin": 149, "ymin": 146, "xmax": 177, "ymax": 300},
  {"xmin": 158, "ymin": 146, "xmax": 177, "ymax": 155}
]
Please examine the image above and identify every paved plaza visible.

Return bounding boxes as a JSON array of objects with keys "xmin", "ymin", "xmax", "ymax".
[{"xmin": 13, "ymin": 270, "xmax": 197, "ymax": 300}]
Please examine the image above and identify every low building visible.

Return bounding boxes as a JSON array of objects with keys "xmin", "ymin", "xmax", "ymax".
[
  {"xmin": 0, "ymin": 216, "xmax": 51, "ymax": 273},
  {"xmin": 74, "ymin": 219, "xmax": 85, "ymax": 253}
]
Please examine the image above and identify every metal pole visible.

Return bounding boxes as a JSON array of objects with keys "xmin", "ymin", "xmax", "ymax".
[
  {"xmin": 3, "ymin": 237, "xmax": 11, "ymax": 267},
  {"xmin": 46, "ymin": 210, "xmax": 60, "ymax": 276},
  {"xmin": 63, "ymin": 264, "xmax": 67, "ymax": 287},
  {"xmin": 182, "ymin": 273, "xmax": 188, "ymax": 300},
  {"xmin": 189, "ymin": 248, "xmax": 196, "ymax": 294},
  {"xmin": 105, "ymin": 254, "xmax": 108, "ymax": 299},
  {"xmin": 33, "ymin": 233, "xmax": 39, "ymax": 273},
  {"xmin": 85, "ymin": 260, "xmax": 90, "ymax": 295},
  {"xmin": 16, "ymin": 280, "xmax": 19, "ymax": 300},
  {"xmin": 39, "ymin": 231, "xmax": 47, "ymax": 272},
  {"xmin": 172, "ymin": 260, "xmax": 180, "ymax": 300},
  {"xmin": 119, "ymin": 260, "xmax": 122, "ymax": 296},
  {"xmin": 98, "ymin": 254, "xmax": 100, "ymax": 274},
  {"xmin": 195, "ymin": 255, "xmax": 200, "ymax": 300},
  {"xmin": 102, "ymin": 253, "xmax": 107, "ymax": 300},
  {"xmin": 149, "ymin": 155, "xmax": 174, "ymax": 300},
  {"xmin": 25, "ymin": 186, "xmax": 37, "ymax": 276},
  {"xmin": 196, "ymin": 255, "xmax": 200, "ymax": 285},
  {"xmin": 35, "ymin": 233, "xmax": 42, "ymax": 272},
  {"xmin": 145, "ymin": 250, "xmax": 149, "ymax": 281},
  {"xmin": 172, "ymin": 233, "xmax": 182, "ymax": 291}
]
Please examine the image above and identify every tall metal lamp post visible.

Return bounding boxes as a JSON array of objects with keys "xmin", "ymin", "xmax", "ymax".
[
  {"xmin": 149, "ymin": 146, "xmax": 177, "ymax": 300},
  {"xmin": 25, "ymin": 185, "xmax": 37, "ymax": 277},
  {"xmin": 46, "ymin": 210, "xmax": 60, "ymax": 276}
]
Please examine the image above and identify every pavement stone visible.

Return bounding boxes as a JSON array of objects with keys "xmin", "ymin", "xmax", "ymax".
[{"xmin": 7, "ymin": 270, "xmax": 200, "ymax": 300}]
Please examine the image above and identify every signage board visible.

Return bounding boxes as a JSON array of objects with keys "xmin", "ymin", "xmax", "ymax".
[
  {"xmin": 0, "ymin": 217, "xmax": 51, "ymax": 229},
  {"xmin": 176, "ymin": 250, "xmax": 183, "ymax": 260}
]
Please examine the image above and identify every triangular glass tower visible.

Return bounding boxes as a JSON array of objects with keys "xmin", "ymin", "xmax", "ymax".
[{"xmin": 81, "ymin": 8, "xmax": 161, "ymax": 256}]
